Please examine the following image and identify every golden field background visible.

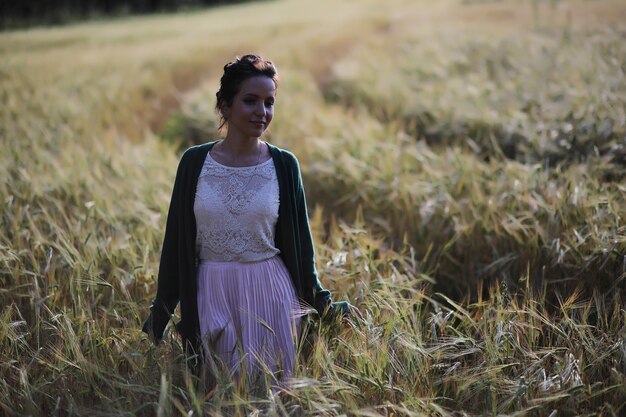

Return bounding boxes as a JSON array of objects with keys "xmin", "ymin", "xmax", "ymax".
[{"xmin": 1, "ymin": 0, "xmax": 625, "ymax": 415}]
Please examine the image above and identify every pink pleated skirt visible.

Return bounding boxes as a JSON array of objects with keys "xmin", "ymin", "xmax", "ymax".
[{"xmin": 196, "ymin": 255, "xmax": 304, "ymax": 385}]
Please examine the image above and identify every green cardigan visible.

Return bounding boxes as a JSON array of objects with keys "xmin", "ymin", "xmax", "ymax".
[{"xmin": 142, "ymin": 141, "xmax": 344, "ymax": 357}]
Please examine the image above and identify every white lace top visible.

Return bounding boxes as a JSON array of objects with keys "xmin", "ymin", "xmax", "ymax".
[{"xmin": 194, "ymin": 152, "xmax": 280, "ymax": 262}]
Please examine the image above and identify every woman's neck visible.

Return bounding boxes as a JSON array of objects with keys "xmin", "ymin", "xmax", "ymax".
[
  {"xmin": 211, "ymin": 136, "xmax": 266, "ymax": 167},
  {"xmin": 219, "ymin": 135, "xmax": 261, "ymax": 157}
]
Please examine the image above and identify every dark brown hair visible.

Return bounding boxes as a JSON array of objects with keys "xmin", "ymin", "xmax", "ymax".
[{"xmin": 215, "ymin": 54, "xmax": 278, "ymax": 131}]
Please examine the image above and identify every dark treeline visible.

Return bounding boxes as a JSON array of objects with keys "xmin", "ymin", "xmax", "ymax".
[{"xmin": 1, "ymin": 0, "xmax": 259, "ymax": 30}]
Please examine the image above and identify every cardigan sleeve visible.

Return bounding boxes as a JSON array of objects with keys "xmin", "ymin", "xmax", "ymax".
[
  {"xmin": 292, "ymin": 155, "xmax": 332, "ymax": 314},
  {"xmin": 142, "ymin": 149, "xmax": 191, "ymax": 342}
]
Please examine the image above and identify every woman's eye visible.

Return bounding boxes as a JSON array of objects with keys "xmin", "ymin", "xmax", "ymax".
[{"xmin": 265, "ymin": 101, "xmax": 274, "ymax": 107}]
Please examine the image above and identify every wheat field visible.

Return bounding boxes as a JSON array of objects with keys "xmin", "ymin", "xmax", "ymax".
[{"xmin": 1, "ymin": 0, "xmax": 625, "ymax": 415}]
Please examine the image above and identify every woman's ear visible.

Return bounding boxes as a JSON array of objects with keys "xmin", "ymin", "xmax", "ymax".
[{"xmin": 221, "ymin": 104, "xmax": 231, "ymax": 120}]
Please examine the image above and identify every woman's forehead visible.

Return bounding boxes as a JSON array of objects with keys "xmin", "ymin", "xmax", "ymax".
[{"xmin": 239, "ymin": 76, "xmax": 276, "ymax": 96}]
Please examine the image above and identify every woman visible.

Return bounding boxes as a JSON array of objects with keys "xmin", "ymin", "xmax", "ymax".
[{"xmin": 142, "ymin": 54, "xmax": 358, "ymax": 388}]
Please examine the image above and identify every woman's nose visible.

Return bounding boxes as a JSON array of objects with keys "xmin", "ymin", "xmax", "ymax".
[{"xmin": 254, "ymin": 103, "xmax": 265, "ymax": 116}]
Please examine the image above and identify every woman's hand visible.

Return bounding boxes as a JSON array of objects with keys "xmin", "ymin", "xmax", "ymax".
[{"xmin": 327, "ymin": 301, "xmax": 364, "ymax": 324}]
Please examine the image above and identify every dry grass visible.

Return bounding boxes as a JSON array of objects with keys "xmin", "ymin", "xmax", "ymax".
[{"xmin": 1, "ymin": 0, "xmax": 625, "ymax": 415}]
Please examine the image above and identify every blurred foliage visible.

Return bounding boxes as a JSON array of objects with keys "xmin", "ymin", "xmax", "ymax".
[{"xmin": 0, "ymin": 0, "xmax": 266, "ymax": 29}]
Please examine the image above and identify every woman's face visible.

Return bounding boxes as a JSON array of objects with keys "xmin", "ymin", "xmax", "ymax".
[{"xmin": 225, "ymin": 75, "xmax": 276, "ymax": 140}]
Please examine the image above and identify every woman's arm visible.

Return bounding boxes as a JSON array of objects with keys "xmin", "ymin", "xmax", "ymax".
[
  {"xmin": 293, "ymin": 158, "xmax": 332, "ymax": 314},
  {"xmin": 142, "ymin": 150, "xmax": 191, "ymax": 343},
  {"xmin": 293, "ymin": 154, "xmax": 363, "ymax": 322}
]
